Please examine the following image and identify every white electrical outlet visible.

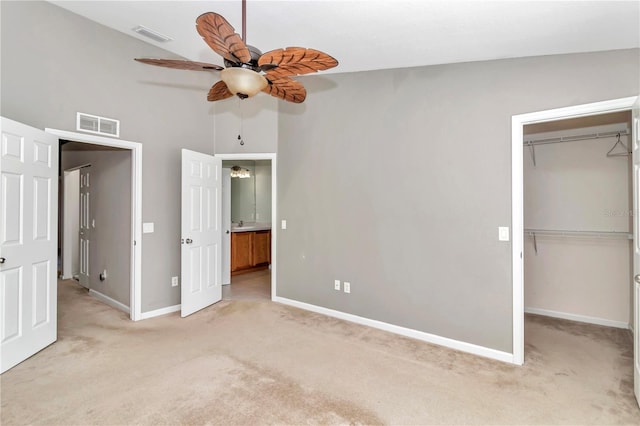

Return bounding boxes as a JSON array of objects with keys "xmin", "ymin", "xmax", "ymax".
[
  {"xmin": 344, "ymin": 282, "xmax": 351, "ymax": 293},
  {"xmin": 334, "ymin": 280, "xmax": 341, "ymax": 290},
  {"xmin": 498, "ymin": 226, "xmax": 510, "ymax": 241},
  {"xmin": 171, "ymin": 276, "xmax": 179, "ymax": 287},
  {"xmin": 281, "ymin": 220, "xmax": 287, "ymax": 230}
]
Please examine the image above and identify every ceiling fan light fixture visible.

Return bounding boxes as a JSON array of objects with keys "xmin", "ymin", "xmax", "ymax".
[
  {"xmin": 220, "ymin": 68, "xmax": 268, "ymax": 98},
  {"xmin": 230, "ymin": 166, "xmax": 251, "ymax": 178}
]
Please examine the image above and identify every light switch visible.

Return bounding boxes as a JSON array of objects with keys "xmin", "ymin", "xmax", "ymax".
[
  {"xmin": 281, "ymin": 220, "xmax": 287, "ymax": 230},
  {"xmin": 143, "ymin": 222, "xmax": 155, "ymax": 233},
  {"xmin": 498, "ymin": 226, "xmax": 510, "ymax": 241}
]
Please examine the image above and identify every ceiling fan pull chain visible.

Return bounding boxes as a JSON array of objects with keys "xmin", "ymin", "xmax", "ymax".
[{"xmin": 238, "ymin": 99, "xmax": 245, "ymax": 145}]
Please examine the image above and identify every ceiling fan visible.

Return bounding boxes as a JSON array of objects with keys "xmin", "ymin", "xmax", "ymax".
[{"xmin": 135, "ymin": 0, "xmax": 338, "ymax": 104}]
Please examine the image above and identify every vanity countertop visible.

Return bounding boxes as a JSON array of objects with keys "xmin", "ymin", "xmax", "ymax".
[{"xmin": 231, "ymin": 222, "xmax": 272, "ymax": 233}]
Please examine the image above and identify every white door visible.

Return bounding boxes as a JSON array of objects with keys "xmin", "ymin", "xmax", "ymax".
[
  {"xmin": 78, "ymin": 166, "xmax": 90, "ymax": 289},
  {"xmin": 62, "ymin": 169, "xmax": 80, "ymax": 280},
  {"xmin": 222, "ymin": 168, "xmax": 231, "ymax": 285},
  {"xmin": 1, "ymin": 117, "xmax": 58, "ymax": 373},
  {"xmin": 633, "ymin": 96, "xmax": 640, "ymax": 408},
  {"xmin": 181, "ymin": 149, "xmax": 222, "ymax": 317}
]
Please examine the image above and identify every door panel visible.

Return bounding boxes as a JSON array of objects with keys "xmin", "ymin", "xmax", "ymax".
[
  {"xmin": 221, "ymin": 168, "xmax": 231, "ymax": 285},
  {"xmin": 78, "ymin": 166, "xmax": 90, "ymax": 288},
  {"xmin": 633, "ymin": 96, "xmax": 640, "ymax": 408},
  {"xmin": 1, "ymin": 117, "xmax": 58, "ymax": 373},
  {"xmin": 181, "ymin": 149, "xmax": 222, "ymax": 317}
]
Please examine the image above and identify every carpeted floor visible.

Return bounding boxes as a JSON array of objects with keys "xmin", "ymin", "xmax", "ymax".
[{"xmin": 1, "ymin": 279, "xmax": 639, "ymax": 425}]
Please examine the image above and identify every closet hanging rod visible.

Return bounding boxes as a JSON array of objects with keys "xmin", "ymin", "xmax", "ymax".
[
  {"xmin": 524, "ymin": 228, "xmax": 632, "ymax": 239},
  {"xmin": 524, "ymin": 130, "xmax": 629, "ymax": 147}
]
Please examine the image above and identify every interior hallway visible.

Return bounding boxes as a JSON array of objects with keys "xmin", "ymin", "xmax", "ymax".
[{"xmin": 1, "ymin": 279, "xmax": 638, "ymax": 425}]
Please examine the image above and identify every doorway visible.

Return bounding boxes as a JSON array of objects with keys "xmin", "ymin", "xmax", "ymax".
[
  {"xmin": 523, "ymin": 111, "xmax": 633, "ymax": 330},
  {"xmin": 47, "ymin": 128, "xmax": 143, "ymax": 320},
  {"xmin": 216, "ymin": 153, "xmax": 277, "ymax": 301},
  {"xmin": 511, "ymin": 96, "xmax": 639, "ymax": 365},
  {"xmin": 60, "ymin": 143, "xmax": 132, "ymax": 312}
]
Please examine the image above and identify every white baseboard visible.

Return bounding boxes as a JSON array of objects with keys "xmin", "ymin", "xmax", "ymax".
[
  {"xmin": 274, "ymin": 296, "xmax": 515, "ymax": 364},
  {"xmin": 139, "ymin": 304, "xmax": 181, "ymax": 320},
  {"xmin": 525, "ymin": 307, "xmax": 630, "ymax": 329},
  {"xmin": 89, "ymin": 289, "xmax": 130, "ymax": 314}
]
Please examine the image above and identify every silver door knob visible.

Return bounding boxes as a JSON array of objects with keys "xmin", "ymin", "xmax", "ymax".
[
  {"xmin": 635, "ymin": 274, "xmax": 640, "ymax": 284},
  {"xmin": 185, "ymin": 238, "xmax": 193, "ymax": 244},
  {"xmin": 0, "ymin": 257, "xmax": 5, "ymax": 264}
]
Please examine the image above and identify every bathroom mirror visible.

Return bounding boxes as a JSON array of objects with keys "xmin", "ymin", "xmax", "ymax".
[{"xmin": 222, "ymin": 160, "xmax": 272, "ymax": 223}]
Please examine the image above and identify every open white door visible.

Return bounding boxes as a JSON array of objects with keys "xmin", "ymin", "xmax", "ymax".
[
  {"xmin": 62, "ymin": 169, "xmax": 80, "ymax": 280},
  {"xmin": 78, "ymin": 166, "xmax": 90, "ymax": 289},
  {"xmin": 222, "ymin": 168, "xmax": 231, "ymax": 285},
  {"xmin": 1, "ymin": 117, "xmax": 58, "ymax": 373},
  {"xmin": 181, "ymin": 149, "xmax": 222, "ymax": 317},
  {"xmin": 633, "ymin": 96, "xmax": 640, "ymax": 408}
]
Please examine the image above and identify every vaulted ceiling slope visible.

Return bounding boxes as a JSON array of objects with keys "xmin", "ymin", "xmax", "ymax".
[{"xmin": 50, "ymin": 1, "xmax": 639, "ymax": 75}]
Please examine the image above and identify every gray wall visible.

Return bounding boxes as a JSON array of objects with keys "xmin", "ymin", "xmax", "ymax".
[
  {"xmin": 214, "ymin": 96, "xmax": 278, "ymax": 153},
  {"xmin": 62, "ymin": 148, "xmax": 132, "ymax": 306},
  {"xmin": 1, "ymin": 1, "xmax": 215, "ymax": 312},
  {"xmin": 255, "ymin": 160, "xmax": 272, "ymax": 222},
  {"xmin": 277, "ymin": 49, "xmax": 640, "ymax": 353}
]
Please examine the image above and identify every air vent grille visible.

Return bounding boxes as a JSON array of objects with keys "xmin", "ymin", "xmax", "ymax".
[
  {"xmin": 76, "ymin": 113, "xmax": 120, "ymax": 138},
  {"xmin": 133, "ymin": 25, "xmax": 172, "ymax": 43}
]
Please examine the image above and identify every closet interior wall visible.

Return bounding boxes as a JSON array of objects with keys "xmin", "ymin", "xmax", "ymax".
[{"xmin": 524, "ymin": 117, "xmax": 633, "ymax": 327}]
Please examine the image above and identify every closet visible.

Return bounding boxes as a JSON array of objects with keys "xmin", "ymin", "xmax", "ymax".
[{"xmin": 523, "ymin": 111, "xmax": 633, "ymax": 328}]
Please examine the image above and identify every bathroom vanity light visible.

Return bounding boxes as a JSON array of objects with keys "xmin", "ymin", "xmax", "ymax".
[{"xmin": 230, "ymin": 165, "xmax": 251, "ymax": 178}]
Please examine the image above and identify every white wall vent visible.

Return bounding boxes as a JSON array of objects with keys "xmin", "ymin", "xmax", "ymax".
[
  {"xmin": 76, "ymin": 113, "xmax": 120, "ymax": 138},
  {"xmin": 133, "ymin": 25, "xmax": 173, "ymax": 43}
]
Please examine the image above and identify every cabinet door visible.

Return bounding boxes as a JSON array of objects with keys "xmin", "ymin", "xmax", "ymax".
[
  {"xmin": 252, "ymin": 230, "xmax": 271, "ymax": 266},
  {"xmin": 231, "ymin": 232, "xmax": 252, "ymax": 271}
]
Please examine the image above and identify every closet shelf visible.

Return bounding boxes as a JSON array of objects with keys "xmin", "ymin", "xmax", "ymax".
[
  {"xmin": 524, "ymin": 130, "xmax": 630, "ymax": 166},
  {"xmin": 524, "ymin": 228, "xmax": 632, "ymax": 255},
  {"xmin": 524, "ymin": 228, "xmax": 632, "ymax": 239}
]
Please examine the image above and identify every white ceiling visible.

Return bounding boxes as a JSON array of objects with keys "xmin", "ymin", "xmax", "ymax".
[{"xmin": 49, "ymin": 0, "xmax": 640, "ymax": 75}]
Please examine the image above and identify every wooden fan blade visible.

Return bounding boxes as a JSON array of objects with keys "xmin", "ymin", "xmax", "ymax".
[
  {"xmin": 259, "ymin": 47, "xmax": 338, "ymax": 79},
  {"xmin": 134, "ymin": 58, "xmax": 224, "ymax": 71},
  {"xmin": 196, "ymin": 12, "xmax": 251, "ymax": 64},
  {"xmin": 262, "ymin": 77, "xmax": 306, "ymax": 103},
  {"xmin": 208, "ymin": 81, "xmax": 234, "ymax": 102}
]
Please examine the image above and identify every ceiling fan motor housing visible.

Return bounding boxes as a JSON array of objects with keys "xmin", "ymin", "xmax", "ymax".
[{"xmin": 225, "ymin": 45, "xmax": 264, "ymax": 72}]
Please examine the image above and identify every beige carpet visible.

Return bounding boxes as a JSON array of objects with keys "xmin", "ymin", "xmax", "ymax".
[{"xmin": 1, "ymin": 279, "xmax": 639, "ymax": 425}]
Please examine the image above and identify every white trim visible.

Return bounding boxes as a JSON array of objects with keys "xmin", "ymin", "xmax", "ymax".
[
  {"xmin": 139, "ymin": 304, "xmax": 181, "ymax": 320},
  {"xmin": 214, "ymin": 153, "xmax": 277, "ymax": 301},
  {"xmin": 89, "ymin": 289, "xmax": 130, "ymax": 314},
  {"xmin": 525, "ymin": 307, "xmax": 630, "ymax": 330},
  {"xmin": 46, "ymin": 128, "xmax": 143, "ymax": 321},
  {"xmin": 275, "ymin": 297, "xmax": 514, "ymax": 363},
  {"xmin": 511, "ymin": 96, "xmax": 639, "ymax": 366}
]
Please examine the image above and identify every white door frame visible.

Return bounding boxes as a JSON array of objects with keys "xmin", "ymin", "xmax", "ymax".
[
  {"xmin": 215, "ymin": 153, "xmax": 277, "ymax": 300},
  {"xmin": 45, "ymin": 128, "xmax": 143, "ymax": 321},
  {"xmin": 511, "ymin": 96, "xmax": 639, "ymax": 365}
]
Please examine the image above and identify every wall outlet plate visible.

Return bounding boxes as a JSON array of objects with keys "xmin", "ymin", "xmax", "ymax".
[
  {"xmin": 334, "ymin": 279, "xmax": 340, "ymax": 290},
  {"xmin": 344, "ymin": 282, "xmax": 351, "ymax": 293},
  {"xmin": 171, "ymin": 276, "xmax": 179, "ymax": 287}
]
